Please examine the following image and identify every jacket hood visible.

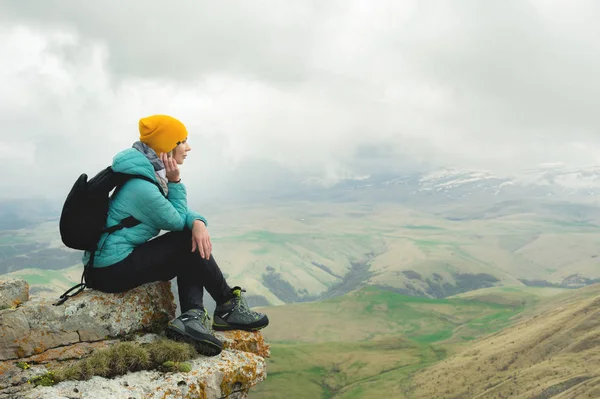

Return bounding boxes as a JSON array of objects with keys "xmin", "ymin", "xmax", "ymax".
[
  {"xmin": 132, "ymin": 141, "xmax": 165, "ymax": 172},
  {"xmin": 111, "ymin": 147, "xmax": 159, "ymax": 182}
]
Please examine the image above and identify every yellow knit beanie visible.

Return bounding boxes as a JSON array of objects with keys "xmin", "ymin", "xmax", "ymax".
[{"xmin": 139, "ymin": 114, "xmax": 188, "ymax": 155}]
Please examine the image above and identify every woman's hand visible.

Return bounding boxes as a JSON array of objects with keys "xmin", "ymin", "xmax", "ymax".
[
  {"xmin": 192, "ymin": 220, "xmax": 212, "ymax": 259},
  {"xmin": 161, "ymin": 153, "xmax": 180, "ymax": 182}
]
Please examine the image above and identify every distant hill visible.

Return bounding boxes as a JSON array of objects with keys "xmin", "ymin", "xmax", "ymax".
[
  {"xmin": 409, "ymin": 283, "xmax": 600, "ymax": 398},
  {"xmin": 225, "ymin": 164, "xmax": 600, "ymax": 304},
  {"xmin": 4, "ymin": 165, "xmax": 600, "ymax": 307},
  {"xmin": 0, "ymin": 197, "xmax": 60, "ymax": 230},
  {"xmin": 5, "ymin": 198, "xmax": 600, "ymax": 308},
  {"xmin": 201, "ymin": 199, "xmax": 600, "ymax": 306},
  {"xmin": 0, "ymin": 221, "xmax": 81, "ymax": 278}
]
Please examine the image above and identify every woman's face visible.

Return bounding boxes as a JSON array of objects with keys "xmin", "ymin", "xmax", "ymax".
[{"xmin": 171, "ymin": 140, "xmax": 191, "ymax": 165}]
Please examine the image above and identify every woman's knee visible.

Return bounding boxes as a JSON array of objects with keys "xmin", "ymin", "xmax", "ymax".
[
  {"xmin": 170, "ymin": 228, "xmax": 192, "ymax": 239},
  {"xmin": 162, "ymin": 229, "xmax": 193, "ymax": 249}
]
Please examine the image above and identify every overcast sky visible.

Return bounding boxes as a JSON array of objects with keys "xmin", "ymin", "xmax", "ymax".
[{"xmin": 1, "ymin": 0, "xmax": 600, "ymax": 201}]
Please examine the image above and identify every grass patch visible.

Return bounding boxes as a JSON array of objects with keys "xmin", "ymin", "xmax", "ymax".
[
  {"xmin": 412, "ymin": 330, "xmax": 453, "ymax": 344},
  {"xmin": 460, "ymin": 309, "xmax": 521, "ymax": 338},
  {"xmin": 223, "ymin": 231, "xmax": 297, "ymax": 245},
  {"xmin": 500, "ymin": 287, "xmax": 523, "ymax": 292},
  {"xmin": 451, "ymin": 286, "xmax": 570, "ymax": 308},
  {"xmin": 251, "ymin": 247, "xmax": 270, "ymax": 255},
  {"xmin": 413, "ymin": 239, "xmax": 444, "ymax": 249},
  {"xmin": 30, "ymin": 339, "xmax": 197, "ymax": 386},
  {"xmin": 252, "ymin": 338, "xmax": 438, "ymax": 399}
]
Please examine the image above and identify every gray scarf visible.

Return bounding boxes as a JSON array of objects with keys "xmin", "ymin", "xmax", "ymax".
[{"xmin": 132, "ymin": 141, "xmax": 169, "ymax": 196}]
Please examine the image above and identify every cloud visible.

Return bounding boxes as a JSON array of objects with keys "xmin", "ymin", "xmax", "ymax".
[
  {"xmin": 1, "ymin": 1, "xmax": 600, "ymax": 201},
  {"xmin": 0, "ymin": 0, "xmax": 324, "ymax": 82}
]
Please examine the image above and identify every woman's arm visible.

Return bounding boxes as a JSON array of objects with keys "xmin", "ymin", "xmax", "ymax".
[
  {"xmin": 161, "ymin": 153, "xmax": 207, "ymax": 228},
  {"xmin": 167, "ymin": 181, "xmax": 208, "ymax": 228},
  {"xmin": 119, "ymin": 179, "xmax": 207, "ymax": 231}
]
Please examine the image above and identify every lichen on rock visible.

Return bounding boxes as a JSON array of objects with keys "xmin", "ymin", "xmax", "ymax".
[
  {"xmin": 0, "ymin": 278, "xmax": 29, "ymax": 310},
  {"xmin": 216, "ymin": 331, "xmax": 271, "ymax": 359}
]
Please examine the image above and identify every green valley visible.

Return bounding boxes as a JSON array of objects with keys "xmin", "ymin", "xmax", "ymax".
[{"xmin": 249, "ymin": 285, "xmax": 567, "ymax": 399}]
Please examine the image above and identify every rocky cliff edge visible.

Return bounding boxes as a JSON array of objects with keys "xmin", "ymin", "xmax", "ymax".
[{"xmin": 0, "ymin": 278, "xmax": 269, "ymax": 399}]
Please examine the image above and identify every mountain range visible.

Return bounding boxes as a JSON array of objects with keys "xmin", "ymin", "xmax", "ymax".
[{"xmin": 299, "ymin": 163, "xmax": 600, "ymax": 206}]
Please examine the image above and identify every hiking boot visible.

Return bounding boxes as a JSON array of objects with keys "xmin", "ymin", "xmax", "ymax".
[
  {"xmin": 166, "ymin": 308, "xmax": 223, "ymax": 356},
  {"xmin": 213, "ymin": 287, "xmax": 269, "ymax": 331}
]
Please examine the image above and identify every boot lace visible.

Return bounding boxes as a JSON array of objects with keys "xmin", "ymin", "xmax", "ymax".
[
  {"xmin": 183, "ymin": 309, "xmax": 213, "ymax": 331},
  {"xmin": 234, "ymin": 289, "xmax": 262, "ymax": 318}
]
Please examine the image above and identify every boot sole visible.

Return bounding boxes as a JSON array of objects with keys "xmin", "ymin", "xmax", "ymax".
[
  {"xmin": 212, "ymin": 321, "xmax": 269, "ymax": 332},
  {"xmin": 166, "ymin": 326, "xmax": 223, "ymax": 357}
]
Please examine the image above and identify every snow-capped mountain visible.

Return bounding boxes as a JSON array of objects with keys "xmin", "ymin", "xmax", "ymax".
[{"xmin": 321, "ymin": 164, "xmax": 600, "ymax": 204}]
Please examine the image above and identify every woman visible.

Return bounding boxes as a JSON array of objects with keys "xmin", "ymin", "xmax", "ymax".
[{"xmin": 84, "ymin": 114, "xmax": 268, "ymax": 356}]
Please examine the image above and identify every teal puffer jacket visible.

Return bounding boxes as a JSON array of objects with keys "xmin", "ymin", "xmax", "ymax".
[{"xmin": 83, "ymin": 148, "xmax": 207, "ymax": 268}]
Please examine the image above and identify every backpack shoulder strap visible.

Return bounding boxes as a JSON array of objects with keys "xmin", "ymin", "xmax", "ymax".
[
  {"xmin": 114, "ymin": 173, "xmax": 166, "ymax": 197},
  {"xmin": 104, "ymin": 174, "xmax": 166, "ymax": 234}
]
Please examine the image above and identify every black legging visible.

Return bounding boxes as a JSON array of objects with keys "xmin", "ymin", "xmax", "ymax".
[{"xmin": 86, "ymin": 229, "xmax": 232, "ymax": 313}]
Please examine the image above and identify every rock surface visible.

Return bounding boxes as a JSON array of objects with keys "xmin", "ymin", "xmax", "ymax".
[
  {"xmin": 0, "ymin": 281, "xmax": 176, "ymax": 361},
  {"xmin": 0, "ymin": 279, "xmax": 29, "ymax": 311},
  {"xmin": 216, "ymin": 331, "xmax": 271, "ymax": 359},
  {"xmin": 0, "ymin": 278, "xmax": 270, "ymax": 399}
]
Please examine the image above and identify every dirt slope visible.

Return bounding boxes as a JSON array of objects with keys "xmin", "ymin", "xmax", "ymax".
[{"xmin": 409, "ymin": 284, "xmax": 600, "ymax": 399}]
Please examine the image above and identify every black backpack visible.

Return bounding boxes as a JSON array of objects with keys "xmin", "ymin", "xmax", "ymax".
[{"xmin": 54, "ymin": 166, "xmax": 163, "ymax": 305}]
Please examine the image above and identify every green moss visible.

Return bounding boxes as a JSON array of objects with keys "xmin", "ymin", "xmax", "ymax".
[
  {"xmin": 30, "ymin": 339, "xmax": 198, "ymax": 386},
  {"xmin": 178, "ymin": 362, "xmax": 192, "ymax": 373},
  {"xmin": 29, "ymin": 372, "xmax": 57, "ymax": 387},
  {"xmin": 16, "ymin": 362, "xmax": 30, "ymax": 370},
  {"xmin": 161, "ymin": 361, "xmax": 192, "ymax": 373}
]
